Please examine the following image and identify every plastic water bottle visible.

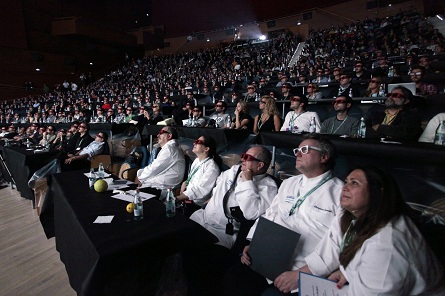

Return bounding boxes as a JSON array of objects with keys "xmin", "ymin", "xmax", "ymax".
[
  {"xmin": 88, "ymin": 168, "xmax": 96, "ymax": 189},
  {"xmin": 226, "ymin": 116, "xmax": 232, "ymax": 129},
  {"xmin": 309, "ymin": 117, "xmax": 316, "ymax": 133},
  {"xmin": 26, "ymin": 138, "xmax": 31, "ymax": 148},
  {"xmin": 378, "ymin": 84, "xmax": 385, "ymax": 97},
  {"xmin": 358, "ymin": 117, "xmax": 366, "ymax": 138},
  {"xmin": 97, "ymin": 162, "xmax": 104, "ymax": 179},
  {"xmin": 133, "ymin": 189, "xmax": 144, "ymax": 220},
  {"xmin": 434, "ymin": 121, "xmax": 445, "ymax": 145},
  {"xmin": 166, "ymin": 188, "xmax": 176, "ymax": 217}
]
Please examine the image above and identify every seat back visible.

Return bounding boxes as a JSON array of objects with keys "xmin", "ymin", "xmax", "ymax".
[{"xmin": 90, "ymin": 155, "xmax": 112, "ymax": 169}]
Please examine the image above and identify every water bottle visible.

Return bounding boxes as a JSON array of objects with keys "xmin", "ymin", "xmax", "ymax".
[
  {"xmin": 88, "ymin": 168, "xmax": 96, "ymax": 189},
  {"xmin": 434, "ymin": 120, "xmax": 445, "ymax": 145},
  {"xmin": 378, "ymin": 84, "xmax": 385, "ymax": 97},
  {"xmin": 4, "ymin": 138, "xmax": 9, "ymax": 147},
  {"xmin": 226, "ymin": 116, "xmax": 232, "ymax": 129},
  {"xmin": 97, "ymin": 162, "xmax": 104, "ymax": 179},
  {"xmin": 133, "ymin": 189, "xmax": 144, "ymax": 220},
  {"xmin": 26, "ymin": 138, "xmax": 31, "ymax": 148},
  {"xmin": 388, "ymin": 66, "xmax": 394, "ymax": 77},
  {"xmin": 309, "ymin": 117, "xmax": 316, "ymax": 133},
  {"xmin": 358, "ymin": 117, "xmax": 366, "ymax": 138},
  {"xmin": 165, "ymin": 188, "xmax": 176, "ymax": 217}
]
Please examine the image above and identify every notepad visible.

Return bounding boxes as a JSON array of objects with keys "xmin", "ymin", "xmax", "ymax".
[
  {"xmin": 248, "ymin": 216, "xmax": 301, "ymax": 281},
  {"xmin": 299, "ymin": 272, "xmax": 349, "ymax": 296}
]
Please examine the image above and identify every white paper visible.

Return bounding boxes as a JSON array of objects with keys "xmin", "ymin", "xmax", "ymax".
[
  {"xmin": 111, "ymin": 190, "xmax": 156, "ymax": 203},
  {"xmin": 93, "ymin": 215, "xmax": 114, "ymax": 223},
  {"xmin": 83, "ymin": 172, "xmax": 112, "ymax": 178},
  {"xmin": 299, "ymin": 272, "xmax": 349, "ymax": 296}
]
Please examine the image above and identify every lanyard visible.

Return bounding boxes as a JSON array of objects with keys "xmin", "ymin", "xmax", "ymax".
[
  {"xmin": 288, "ymin": 173, "xmax": 333, "ymax": 216},
  {"xmin": 289, "ymin": 111, "xmax": 306, "ymax": 129},
  {"xmin": 185, "ymin": 157, "xmax": 210, "ymax": 186},
  {"xmin": 330, "ymin": 116, "xmax": 348, "ymax": 134},
  {"xmin": 340, "ymin": 220, "xmax": 356, "ymax": 252}
]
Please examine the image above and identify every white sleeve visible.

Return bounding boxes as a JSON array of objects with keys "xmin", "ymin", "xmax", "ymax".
[
  {"xmin": 184, "ymin": 160, "xmax": 220, "ymax": 204},
  {"xmin": 235, "ymin": 175, "xmax": 278, "ymax": 221},
  {"xmin": 137, "ymin": 145, "xmax": 171, "ymax": 181}
]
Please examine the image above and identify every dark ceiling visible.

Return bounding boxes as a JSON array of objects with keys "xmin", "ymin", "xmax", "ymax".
[{"xmin": 57, "ymin": 0, "xmax": 347, "ymax": 37}]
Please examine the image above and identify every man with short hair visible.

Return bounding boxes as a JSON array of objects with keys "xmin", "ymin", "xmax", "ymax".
[
  {"xmin": 366, "ymin": 85, "xmax": 422, "ymax": 141},
  {"xmin": 280, "ymin": 94, "xmax": 321, "ymax": 133},
  {"xmin": 243, "ymin": 84, "xmax": 257, "ymax": 102},
  {"xmin": 321, "ymin": 96, "xmax": 360, "ymax": 136},
  {"xmin": 191, "ymin": 145, "xmax": 278, "ymax": 249},
  {"xmin": 68, "ymin": 123, "xmax": 94, "ymax": 153},
  {"xmin": 224, "ymin": 134, "xmax": 344, "ymax": 295},
  {"xmin": 352, "ymin": 61, "xmax": 371, "ymax": 81},
  {"xmin": 63, "ymin": 131, "xmax": 108, "ymax": 171},
  {"xmin": 136, "ymin": 126, "xmax": 185, "ymax": 189},
  {"xmin": 184, "ymin": 146, "xmax": 279, "ymax": 295},
  {"xmin": 410, "ymin": 65, "xmax": 437, "ymax": 97},
  {"xmin": 207, "ymin": 101, "xmax": 231, "ymax": 128},
  {"xmin": 329, "ymin": 72, "xmax": 361, "ymax": 98}
]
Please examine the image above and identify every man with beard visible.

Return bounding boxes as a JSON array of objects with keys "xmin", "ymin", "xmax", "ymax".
[
  {"xmin": 321, "ymin": 96, "xmax": 360, "ymax": 136},
  {"xmin": 365, "ymin": 86, "xmax": 422, "ymax": 141}
]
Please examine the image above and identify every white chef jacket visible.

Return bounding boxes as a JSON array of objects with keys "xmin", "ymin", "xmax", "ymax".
[
  {"xmin": 190, "ymin": 164, "xmax": 278, "ymax": 249},
  {"xmin": 280, "ymin": 111, "xmax": 321, "ymax": 132},
  {"xmin": 305, "ymin": 214, "xmax": 445, "ymax": 295},
  {"xmin": 247, "ymin": 170, "xmax": 343, "ymax": 270},
  {"xmin": 183, "ymin": 157, "xmax": 220, "ymax": 206},
  {"xmin": 137, "ymin": 139, "xmax": 185, "ymax": 189}
]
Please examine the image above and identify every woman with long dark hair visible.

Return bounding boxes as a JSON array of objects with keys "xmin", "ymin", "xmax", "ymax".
[
  {"xmin": 301, "ymin": 165, "xmax": 445, "ymax": 295},
  {"xmin": 176, "ymin": 135, "xmax": 222, "ymax": 216}
]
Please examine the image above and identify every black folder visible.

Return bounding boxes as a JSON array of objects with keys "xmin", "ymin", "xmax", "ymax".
[{"xmin": 248, "ymin": 216, "xmax": 301, "ymax": 280}]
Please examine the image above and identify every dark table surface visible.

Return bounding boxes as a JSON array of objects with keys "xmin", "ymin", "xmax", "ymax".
[
  {"xmin": 0, "ymin": 143, "xmax": 60, "ymax": 200},
  {"xmin": 51, "ymin": 170, "xmax": 217, "ymax": 295}
]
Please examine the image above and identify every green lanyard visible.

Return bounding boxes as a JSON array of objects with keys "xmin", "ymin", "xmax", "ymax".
[
  {"xmin": 340, "ymin": 220, "xmax": 356, "ymax": 252},
  {"xmin": 288, "ymin": 173, "xmax": 333, "ymax": 216},
  {"xmin": 289, "ymin": 111, "xmax": 306, "ymax": 129},
  {"xmin": 185, "ymin": 157, "xmax": 210, "ymax": 186}
]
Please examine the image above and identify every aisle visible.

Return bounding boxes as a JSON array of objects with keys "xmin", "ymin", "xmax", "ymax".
[{"xmin": 0, "ymin": 182, "xmax": 75, "ymax": 295}]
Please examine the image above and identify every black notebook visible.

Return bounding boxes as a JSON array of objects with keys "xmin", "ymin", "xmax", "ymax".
[{"xmin": 248, "ymin": 216, "xmax": 301, "ymax": 280}]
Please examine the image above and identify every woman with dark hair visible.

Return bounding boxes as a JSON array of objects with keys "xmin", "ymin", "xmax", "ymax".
[
  {"xmin": 300, "ymin": 165, "xmax": 445, "ymax": 295},
  {"xmin": 253, "ymin": 95, "xmax": 281, "ymax": 134},
  {"xmin": 175, "ymin": 135, "xmax": 222, "ymax": 216},
  {"xmin": 231, "ymin": 101, "xmax": 253, "ymax": 132}
]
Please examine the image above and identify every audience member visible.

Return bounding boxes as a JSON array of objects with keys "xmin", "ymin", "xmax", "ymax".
[
  {"xmin": 362, "ymin": 76, "xmax": 384, "ymax": 97},
  {"xmin": 330, "ymin": 72, "xmax": 361, "ymax": 98},
  {"xmin": 321, "ymin": 96, "xmax": 360, "ymax": 136},
  {"xmin": 186, "ymin": 145, "xmax": 278, "ymax": 295},
  {"xmin": 305, "ymin": 83, "xmax": 322, "ymax": 100},
  {"xmin": 418, "ymin": 112, "xmax": 445, "ymax": 143},
  {"xmin": 281, "ymin": 94, "xmax": 320, "ymax": 133},
  {"xmin": 136, "ymin": 126, "xmax": 185, "ymax": 189},
  {"xmin": 303, "ymin": 165, "xmax": 445, "ymax": 295},
  {"xmin": 63, "ymin": 131, "xmax": 108, "ymax": 171},
  {"xmin": 243, "ymin": 84, "xmax": 258, "ymax": 102},
  {"xmin": 208, "ymin": 101, "xmax": 231, "ymax": 128},
  {"xmin": 352, "ymin": 61, "xmax": 371, "ymax": 81},
  {"xmin": 175, "ymin": 135, "xmax": 221, "ymax": 215},
  {"xmin": 231, "ymin": 101, "xmax": 253, "ymax": 132},
  {"xmin": 224, "ymin": 134, "xmax": 343, "ymax": 296},
  {"xmin": 253, "ymin": 96, "xmax": 281, "ymax": 134},
  {"xmin": 410, "ymin": 65, "xmax": 438, "ymax": 97},
  {"xmin": 365, "ymin": 86, "xmax": 422, "ymax": 141}
]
